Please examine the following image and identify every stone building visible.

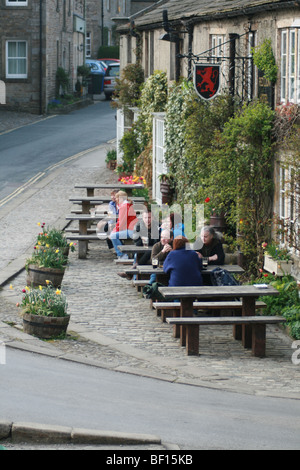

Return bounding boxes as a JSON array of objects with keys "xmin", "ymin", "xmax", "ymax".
[
  {"xmin": 0, "ymin": 0, "xmax": 86, "ymax": 114},
  {"xmin": 116, "ymin": 0, "xmax": 300, "ymax": 269},
  {"xmin": 85, "ymin": 0, "xmax": 159, "ymax": 59}
]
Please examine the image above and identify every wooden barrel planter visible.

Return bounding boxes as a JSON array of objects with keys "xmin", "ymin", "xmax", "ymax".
[
  {"xmin": 209, "ymin": 212, "xmax": 226, "ymax": 233},
  {"xmin": 23, "ymin": 313, "xmax": 70, "ymax": 339},
  {"xmin": 160, "ymin": 181, "xmax": 174, "ymax": 205},
  {"xmin": 26, "ymin": 264, "xmax": 65, "ymax": 287}
]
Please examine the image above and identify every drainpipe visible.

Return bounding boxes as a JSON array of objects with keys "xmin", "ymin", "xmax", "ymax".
[{"xmin": 39, "ymin": 0, "xmax": 43, "ymax": 115}]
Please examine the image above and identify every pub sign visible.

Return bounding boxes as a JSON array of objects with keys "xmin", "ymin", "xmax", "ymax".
[{"xmin": 194, "ymin": 64, "xmax": 220, "ymax": 100}]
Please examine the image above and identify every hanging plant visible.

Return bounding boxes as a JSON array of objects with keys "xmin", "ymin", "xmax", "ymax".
[{"xmin": 251, "ymin": 39, "xmax": 278, "ymax": 83}]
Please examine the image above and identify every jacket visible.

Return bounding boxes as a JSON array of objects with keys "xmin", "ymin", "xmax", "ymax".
[
  {"xmin": 163, "ymin": 248, "xmax": 203, "ymax": 287},
  {"xmin": 112, "ymin": 201, "xmax": 137, "ymax": 233}
]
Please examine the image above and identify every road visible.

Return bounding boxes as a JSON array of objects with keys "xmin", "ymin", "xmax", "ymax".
[
  {"xmin": 1, "ymin": 348, "xmax": 299, "ymax": 450},
  {"xmin": 0, "ymin": 101, "xmax": 116, "ymax": 201}
]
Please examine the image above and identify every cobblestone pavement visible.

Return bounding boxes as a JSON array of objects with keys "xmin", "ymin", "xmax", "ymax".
[
  {"xmin": 0, "ymin": 111, "xmax": 299, "ymax": 402},
  {"xmin": 0, "ymin": 109, "xmax": 46, "ymax": 134}
]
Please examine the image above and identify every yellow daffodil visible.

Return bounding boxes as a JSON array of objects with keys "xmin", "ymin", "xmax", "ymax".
[
  {"xmin": 45, "ymin": 280, "xmax": 51, "ymax": 285},
  {"xmin": 46, "ymin": 244, "xmax": 50, "ymax": 248},
  {"xmin": 55, "ymin": 289, "xmax": 61, "ymax": 295},
  {"xmin": 9, "ymin": 284, "xmax": 13, "ymax": 290},
  {"xmin": 39, "ymin": 285, "xmax": 43, "ymax": 291},
  {"xmin": 37, "ymin": 222, "xmax": 41, "ymax": 226},
  {"xmin": 55, "ymin": 249, "xmax": 59, "ymax": 253},
  {"xmin": 25, "ymin": 286, "xmax": 30, "ymax": 291}
]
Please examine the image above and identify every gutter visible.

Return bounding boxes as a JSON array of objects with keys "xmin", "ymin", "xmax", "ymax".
[{"xmin": 39, "ymin": 0, "xmax": 43, "ymax": 115}]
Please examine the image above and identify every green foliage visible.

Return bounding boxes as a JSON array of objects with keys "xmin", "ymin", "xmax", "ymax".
[
  {"xmin": 118, "ymin": 127, "xmax": 143, "ymax": 174},
  {"xmin": 20, "ymin": 283, "xmax": 68, "ymax": 318},
  {"xmin": 251, "ymin": 39, "xmax": 278, "ymax": 83},
  {"xmin": 250, "ymin": 274, "xmax": 300, "ymax": 339},
  {"xmin": 105, "ymin": 149, "xmax": 117, "ymax": 163},
  {"xmin": 55, "ymin": 67, "xmax": 70, "ymax": 98},
  {"xmin": 113, "ymin": 63, "xmax": 144, "ymax": 108},
  {"xmin": 36, "ymin": 225, "xmax": 75, "ymax": 251},
  {"xmin": 26, "ymin": 246, "xmax": 68, "ymax": 271},
  {"xmin": 264, "ymin": 241, "xmax": 291, "ymax": 261},
  {"xmin": 97, "ymin": 46, "xmax": 119, "ymax": 59}
]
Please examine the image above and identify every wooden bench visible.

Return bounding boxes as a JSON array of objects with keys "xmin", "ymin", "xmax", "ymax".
[
  {"xmin": 158, "ymin": 285, "xmax": 279, "ymax": 351},
  {"xmin": 132, "ymin": 280, "xmax": 149, "ymax": 292},
  {"xmin": 166, "ymin": 316, "xmax": 286, "ymax": 357},
  {"xmin": 74, "ymin": 183, "xmax": 144, "ymax": 197},
  {"xmin": 153, "ymin": 300, "xmax": 267, "ymax": 323}
]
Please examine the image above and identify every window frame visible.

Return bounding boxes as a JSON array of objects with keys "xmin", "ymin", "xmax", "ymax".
[
  {"xmin": 6, "ymin": 40, "xmax": 28, "ymax": 79},
  {"xmin": 6, "ymin": 0, "xmax": 28, "ymax": 5}
]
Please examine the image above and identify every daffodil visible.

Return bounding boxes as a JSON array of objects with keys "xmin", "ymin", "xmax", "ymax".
[
  {"xmin": 55, "ymin": 289, "xmax": 61, "ymax": 295},
  {"xmin": 45, "ymin": 280, "xmax": 51, "ymax": 285},
  {"xmin": 39, "ymin": 285, "xmax": 43, "ymax": 291},
  {"xmin": 37, "ymin": 222, "xmax": 41, "ymax": 226},
  {"xmin": 9, "ymin": 284, "xmax": 13, "ymax": 290}
]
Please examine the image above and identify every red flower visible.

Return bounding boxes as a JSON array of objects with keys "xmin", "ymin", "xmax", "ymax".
[
  {"xmin": 204, "ymin": 197, "xmax": 210, "ymax": 203},
  {"xmin": 263, "ymin": 273, "xmax": 268, "ymax": 277}
]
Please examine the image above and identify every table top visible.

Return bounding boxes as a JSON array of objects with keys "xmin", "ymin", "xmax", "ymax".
[
  {"xmin": 137, "ymin": 264, "xmax": 244, "ymax": 274},
  {"xmin": 65, "ymin": 214, "xmax": 107, "ymax": 221},
  {"xmin": 119, "ymin": 245, "xmax": 151, "ymax": 253},
  {"xmin": 69, "ymin": 195, "xmax": 145, "ymax": 202},
  {"xmin": 75, "ymin": 183, "xmax": 144, "ymax": 189},
  {"xmin": 158, "ymin": 285, "xmax": 279, "ymax": 299}
]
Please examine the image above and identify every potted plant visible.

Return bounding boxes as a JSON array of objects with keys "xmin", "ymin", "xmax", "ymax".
[
  {"xmin": 263, "ymin": 241, "xmax": 293, "ymax": 275},
  {"xmin": 25, "ymin": 245, "xmax": 68, "ymax": 287},
  {"xmin": 204, "ymin": 197, "xmax": 226, "ymax": 232},
  {"xmin": 105, "ymin": 149, "xmax": 117, "ymax": 170},
  {"xmin": 36, "ymin": 223, "xmax": 75, "ymax": 256},
  {"xmin": 18, "ymin": 282, "xmax": 70, "ymax": 339}
]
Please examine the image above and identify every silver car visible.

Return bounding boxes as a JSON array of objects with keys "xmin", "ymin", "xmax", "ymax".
[{"xmin": 103, "ymin": 63, "xmax": 120, "ymax": 100}]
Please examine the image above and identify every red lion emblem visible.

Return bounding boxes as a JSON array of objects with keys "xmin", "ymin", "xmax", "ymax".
[{"xmin": 194, "ymin": 65, "xmax": 220, "ymax": 100}]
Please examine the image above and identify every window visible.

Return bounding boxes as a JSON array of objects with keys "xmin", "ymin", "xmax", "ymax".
[
  {"xmin": 6, "ymin": 0, "xmax": 27, "ymax": 5},
  {"xmin": 6, "ymin": 41, "xmax": 27, "ymax": 78},
  {"xmin": 280, "ymin": 28, "xmax": 300, "ymax": 103},
  {"xmin": 211, "ymin": 35, "xmax": 224, "ymax": 63},
  {"xmin": 86, "ymin": 32, "xmax": 91, "ymax": 57}
]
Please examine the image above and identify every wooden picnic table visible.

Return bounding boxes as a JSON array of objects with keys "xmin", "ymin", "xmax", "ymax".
[
  {"xmin": 74, "ymin": 183, "xmax": 144, "ymax": 197},
  {"xmin": 158, "ymin": 285, "xmax": 279, "ymax": 352},
  {"xmin": 69, "ymin": 195, "xmax": 146, "ymax": 215}
]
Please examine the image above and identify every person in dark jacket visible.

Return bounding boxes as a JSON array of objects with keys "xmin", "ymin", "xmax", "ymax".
[
  {"xmin": 163, "ymin": 236, "xmax": 203, "ymax": 287},
  {"xmin": 196, "ymin": 226, "xmax": 225, "ymax": 265}
]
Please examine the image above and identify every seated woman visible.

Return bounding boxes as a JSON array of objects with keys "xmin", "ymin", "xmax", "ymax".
[
  {"xmin": 109, "ymin": 191, "xmax": 138, "ymax": 259},
  {"xmin": 196, "ymin": 226, "xmax": 225, "ymax": 265},
  {"xmin": 163, "ymin": 236, "xmax": 203, "ymax": 287},
  {"xmin": 160, "ymin": 211, "xmax": 185, "ymax": 239}
]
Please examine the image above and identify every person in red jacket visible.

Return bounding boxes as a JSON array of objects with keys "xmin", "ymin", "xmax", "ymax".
[{"xmin": 109, "ymin": 191, "xmax": 138, "ymax": 258}]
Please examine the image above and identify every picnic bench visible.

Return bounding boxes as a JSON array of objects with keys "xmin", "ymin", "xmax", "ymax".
[
  {"xmin": 158, "ymin": 285, "xmax": 281, "ymax": 357},
  {"xmin": 69, "ymin": 195, "xmax": 146, "ymax": 215},
  {"xmin": 74, "ymin": 183, "xmax": 144, "ymax": 197},
  {"xmin": 166, "ymin": 316, "xmax": 285, "ymax": 357}
]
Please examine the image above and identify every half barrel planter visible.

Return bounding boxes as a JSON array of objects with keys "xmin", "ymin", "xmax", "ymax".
[
  {"xmin": 23, "ymin": 313, "xmax": 70, "ymax": 339},
  {"xmin": 26, "ymin": 264, "xmax": 66, "ymax": 287}
]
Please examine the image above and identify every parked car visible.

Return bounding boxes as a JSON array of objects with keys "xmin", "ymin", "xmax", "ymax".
[
  {"xmin": 85, "ymin": 60, "xmax": 105, "ymax": 94},
  {"xmin": 100, "ymin": 58, "xmax": 120, "ymax": 67},
  {"xmin": 103, "ymin": 63, "xmax": 120, "ymax": 100}
]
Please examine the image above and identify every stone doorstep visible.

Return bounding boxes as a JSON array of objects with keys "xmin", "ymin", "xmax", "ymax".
[{"xmin": 0, "ymin": 420, "xmax": 161, "ymax": 445}]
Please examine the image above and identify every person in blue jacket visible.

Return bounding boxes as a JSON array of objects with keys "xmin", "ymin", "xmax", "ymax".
[{"xmin": 163, "ymin": 236, "xmax": 203, "ymax": 287}]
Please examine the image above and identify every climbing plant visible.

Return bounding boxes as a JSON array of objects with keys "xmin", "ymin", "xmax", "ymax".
[{"xmin": 251, "ymin": 38, "xmax": 278, "ymax": 83}]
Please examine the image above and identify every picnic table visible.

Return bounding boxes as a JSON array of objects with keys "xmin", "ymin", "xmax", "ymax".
[
  {"xmin": 74, "ymin": 183, "xmax": 144, "ymax": 197},
  {"xmin": 69, "ymin": 195, "xmax": 146, "ymax": 215},
  {"xmin": 158, "ymin": 285, "xmax": 282, "ymax": 357}
]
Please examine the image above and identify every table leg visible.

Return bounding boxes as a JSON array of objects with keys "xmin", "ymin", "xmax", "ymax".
[
  {"xmin": 87, "ymin": 188, "xmax": 94, "ymax": 197},
  {"xmin": 186, "ymin": 325, "xmax": 200, "ymax": 355},
  {"xmin": 252, "ymin": 323, "xmax": 266, "ymax": 357},
  {"xmin": 180, "ymin": 298, "xmax": 194, "ymax": 347},
  {"xmin": 78, "ymin": 220, "xmax": 88, "ymax": 259},
  {"xmin": 242, "ymin": 296, "xmax": 256, "ymax": 348}
]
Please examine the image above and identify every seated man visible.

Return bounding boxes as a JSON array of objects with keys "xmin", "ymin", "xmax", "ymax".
[{"xmin": 149, "ymin": 228, "xmax": 174, "ymax": 285}]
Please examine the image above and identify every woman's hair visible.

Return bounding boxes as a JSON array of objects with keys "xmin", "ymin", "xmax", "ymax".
[
  {"xmin": 173, "ymin": 236, "xmax": 189, "ymax": 250},
  {"xmin": 201, "ymin": 226, "xmax": 223, "ymax": 241}
]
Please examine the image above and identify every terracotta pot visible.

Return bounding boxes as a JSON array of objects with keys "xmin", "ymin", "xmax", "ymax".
[
  {"xmin": 23, "ymin": 312, "xmax": 70, "ymax": 339},
  {"xmin": 209, "ymin": 212, "xmax": 226, "ymax": 232},
  {"xmin": 160, "ymin": 181, "xmax": 174, "ymax": 204}
]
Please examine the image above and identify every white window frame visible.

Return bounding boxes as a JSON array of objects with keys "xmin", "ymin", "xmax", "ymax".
[
  {"xmin": 6, "ymin": 40, "xmax": 28, "ymax": 79},
  {"xmin": 6, "ymin": 0, "xmax": 28, "ymax": 5},
  {"xmin": 288, "ymin": 29, "xmax": 296, "ymax": 102},
  {"xmin": 211, "ymin": 35, "xmax": 224, "ymax": 63},
  {"xmin": 281, "ymin": 30, "xmax": 287, "ymax": 103}
]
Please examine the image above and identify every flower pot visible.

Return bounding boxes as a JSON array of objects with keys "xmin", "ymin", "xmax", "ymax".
[
  {"xmin": 263, "ymin": 255, "xmax": 292, "ymax": 276},
  {"xmin": 26, "ymin": 264, "xmax": 65, "ymax": 287},
  {"xmin": 209, "ymin": 212, "xmax": 226, "ymax": 233},
  {"xmin": 160, "ymin": 181, "xmax": 173, "ymax": 204},
  {"xmin": 23, "ymin": 312, "xmax": 70, "ymax": 339}
]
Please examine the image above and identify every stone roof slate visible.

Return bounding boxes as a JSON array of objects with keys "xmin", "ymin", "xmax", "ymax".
[{"xmin": 130, "ymin": 0, "xmax": 297, "ymax": 28}]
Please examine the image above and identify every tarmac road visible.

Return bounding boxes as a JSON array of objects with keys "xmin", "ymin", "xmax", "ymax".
[{"xmin": 1, "ymin": 348, "xmax": 300, "ymax": 450}]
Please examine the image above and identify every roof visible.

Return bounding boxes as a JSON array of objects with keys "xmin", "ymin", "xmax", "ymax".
[{"xmin": 118, "ymin": 0, "xmax": 299, "ymax": 30}]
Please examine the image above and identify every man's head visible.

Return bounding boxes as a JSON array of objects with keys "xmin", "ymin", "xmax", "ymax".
[{"xmin": 160, "ymin": 229, "xmax": 173, "ymax": 246}]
